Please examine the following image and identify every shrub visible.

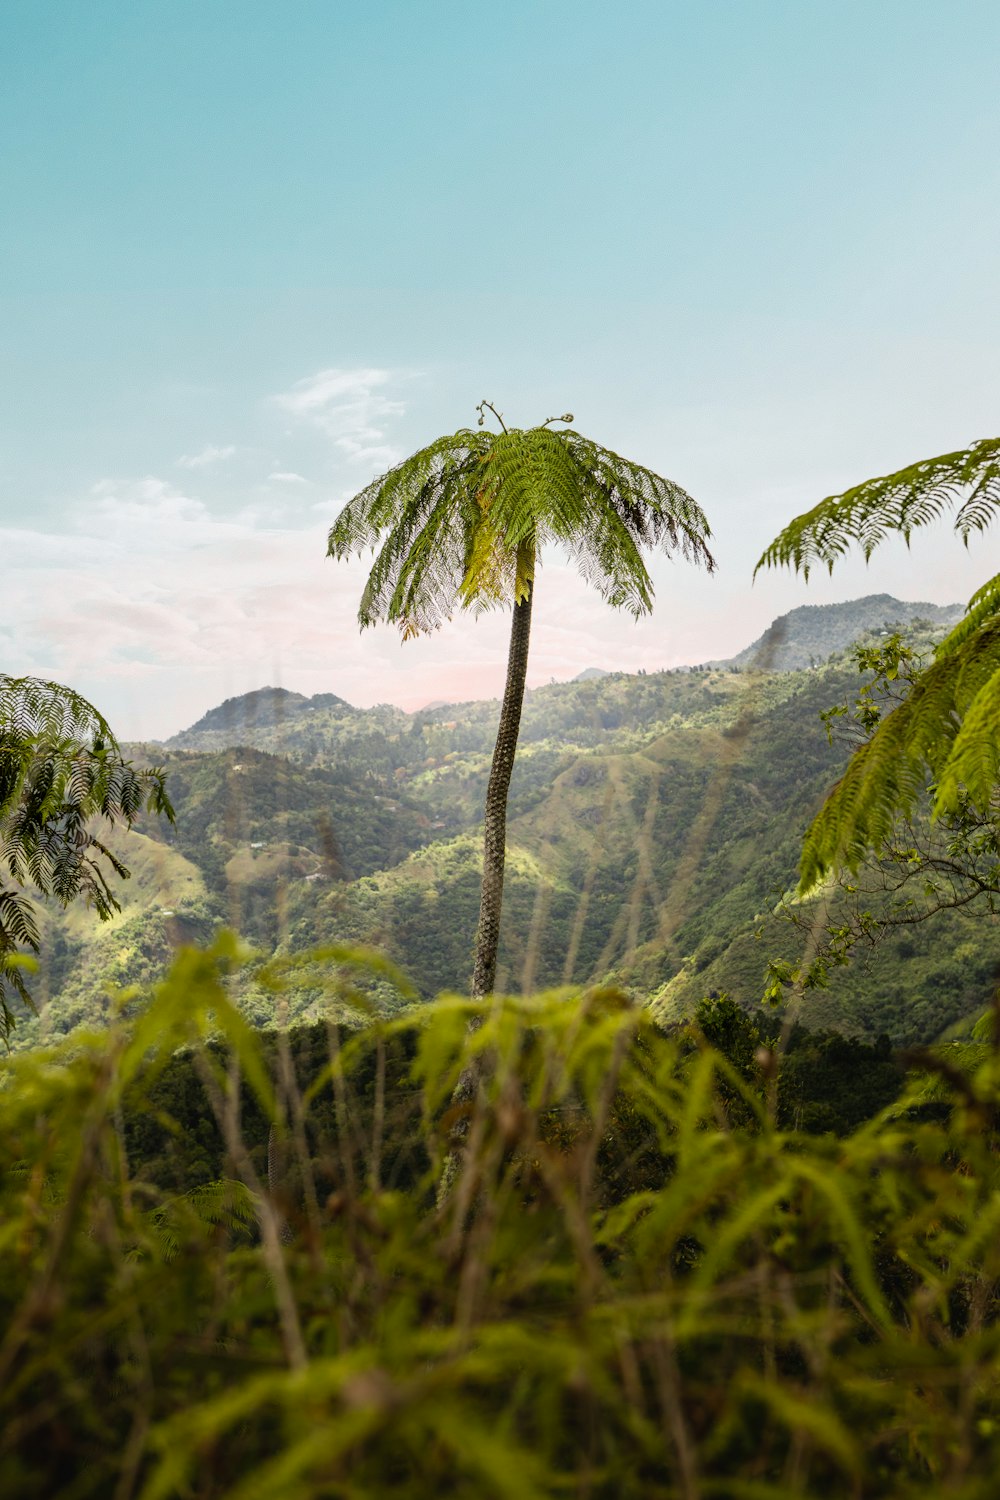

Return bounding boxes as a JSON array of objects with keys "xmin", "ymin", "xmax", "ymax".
[{"xmin": 3, "ymin": 935, "xmax": 1000, "ymax": 1496}]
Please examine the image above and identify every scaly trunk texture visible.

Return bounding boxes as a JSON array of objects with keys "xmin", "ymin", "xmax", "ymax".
[{"xmin": 471, "ymin": 578, "xmax": 534, "ymax": 998}]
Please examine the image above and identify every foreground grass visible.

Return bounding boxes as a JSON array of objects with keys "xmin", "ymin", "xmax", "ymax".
[{"xmin": 3, "ymin": 934, "xmax": 1000, "ymax": 1498}]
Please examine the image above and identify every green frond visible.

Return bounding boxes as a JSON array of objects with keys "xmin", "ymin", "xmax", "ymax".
[
  {"xmin": 0, "ymin": 673, "xmax": 118, "ymax": 750},
  {"xmin": 798, "ymin": 619, "xmax": 1000, "ymax": 889},
  {"xmin": 756, "ymin": 438, "xmax": 1000, "ymax": 884},
  {"xmin": 327, "ymin": 431, "xmax": 484, "ymax": 556},
  {"xmin": 329, "ymin": 421, "xmax": 714, "ymax": 636},
  {"xmin": 330, "ymin": 431, "xmax": 492, "ymax": 632},
  {"xmin": 954, "ymin": 440, "xmax": 1000, "ymax": 539},
  {"xmin": 936, "ymin": 666, "xmax": 1000, "ymax": 812},
  {"xmin": 0, "ymin": 676, "xmax": 173, "ymax": 1038},
  {"xmin": 755, "ymin": 437, "xmax": 1000, "ymax": 580},
  {"xmin": 0, "ymin": 887, "xmax": 40, "ymax": 949},
  {"xmin": 935, "ymin": 571, "xmax": 1000, "ymax": 658}
]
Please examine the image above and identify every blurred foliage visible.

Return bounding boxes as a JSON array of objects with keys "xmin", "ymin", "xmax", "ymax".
[{"xmin": 5, "ymin": 937, "xmax": 1000, "ymax": 1496}]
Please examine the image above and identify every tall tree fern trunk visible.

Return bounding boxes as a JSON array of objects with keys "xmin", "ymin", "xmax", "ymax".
[{"xmin": 471, "ymin": 574, "xmax": 534, "ymax": 998}]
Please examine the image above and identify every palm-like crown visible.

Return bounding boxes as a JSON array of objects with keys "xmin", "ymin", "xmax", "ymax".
[{"xmin": 328, "ymin": 421, "xmax": 715, "ymax": 637}]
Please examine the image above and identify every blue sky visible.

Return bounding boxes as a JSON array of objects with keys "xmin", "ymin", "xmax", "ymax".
[{"xmin": 2, "ymin": 0, "xmax": 998, "ymax": 738}]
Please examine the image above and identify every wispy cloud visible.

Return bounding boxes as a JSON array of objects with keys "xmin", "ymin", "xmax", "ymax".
[
  {"xmin": 177, "ymin": 444, "xmax": 237, "ymax": 469},
  {"xmin": 274, "ymin": 367, "xmax": 406, "ymax": 468},
  {"xmin": 268, "ymin": 470, "xmax": 308, "ymax": 484},
  {"xmin": 1, "ymin": 475, "xmax": 697, "ymax": 735},
  {"xmin": 4, "ymin": 479, "xmax": 365, "ymax": 721}
]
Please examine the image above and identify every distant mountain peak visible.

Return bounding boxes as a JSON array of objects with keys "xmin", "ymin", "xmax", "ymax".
[
  {"xmin": 164, "ymin": 594, "xmax": 964, "ymax": 750},
  {"xmin": 172, "ymin": 686, "xmax": 352, "ymax": 743},
  {"xmin": 718, "ymin": 594, "xmax": 963, "ymax": 674}
]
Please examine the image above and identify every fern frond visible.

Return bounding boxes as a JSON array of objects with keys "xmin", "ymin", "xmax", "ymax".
[
  {"xmin": 151, "ymin": 1178, "xmax": 259, "ymax": 1260},
  {"xmin": 329, "ymin": 420, "xmax": 713, "ymax": 635},
  {"xmin": 756, "ymin": 437, "xmax": 1000, "ymax": 580},
  {"xmin": 0, "ymin": 677, "xmax": 173, "ymax": 1038},
  {"xmin": 799, "ymin": 620, "xmax": 1000, "ymax": 889},
  {"xmin": 935, "ymin": 572, "xmax": 1000, "ymax": 659},
  {"xmin": 0, "ymin": 887, "xmax": 40, "ymax": 949},
  {"xmin": 0, "ymin": 674, "xmax": 118, "ymax": 749},
  {"xmin": 934, "ymin": 656, "xmax": 1000, "ymax": 813},
  {"xmin": 758, "ymin": 438, "xmax": 1000, "ymax": 883}
]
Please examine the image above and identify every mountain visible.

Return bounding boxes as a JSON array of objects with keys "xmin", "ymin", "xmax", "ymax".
[
  {"xmin": 164, "ymin": 597, "xmax": 963, "ymax": 755},
  {"xmin": 173, "ymin": 686, "xmax": 354, "ymax": 746},
  {"xmin": 13, "ymin": 599, "xmax": 999, "ymax": 1052},
  {"xmin": 714, "ymin": 594, "xmax": 963, "ymax": 673}
]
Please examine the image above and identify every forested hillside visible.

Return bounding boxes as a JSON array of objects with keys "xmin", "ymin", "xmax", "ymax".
[
  {"xmin": 12, "ymin": 595, "xmax": 995, "ymax": 1051},
  {"xmin": 715, "ymin": 593, "xmax": 963, "ymax": 672}
]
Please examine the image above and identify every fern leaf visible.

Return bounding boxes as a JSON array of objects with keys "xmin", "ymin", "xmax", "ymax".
[
  {"xmin": 798, "ymin": 621, "xmax": 1000, "ymax": 888},
  {"xmin": 0, "ymin": 677, "xmax": 173, "ymax": 1038},
  {"xmin": 935, "ymin": 663, "xmax": 1000, "ymax": 812},
  {"xmin": 329, "ymin": 419, "xmax": 713, "ymax": 636},
  {"xmin": 0, "ymin": 888, "xmax": 40, "ymax": 949},
  {"xmin": 756, "ymin": 437, "xmax": 1000, "ymax": 581},
  {"xmin": 936, "ymin": 571, "xmax": 1000, "ymax": 658}
]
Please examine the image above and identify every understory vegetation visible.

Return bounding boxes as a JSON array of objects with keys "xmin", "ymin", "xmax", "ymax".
[{"xmin": 4, "ymin": 937, "xmax": 1000, "ymax": 1498}]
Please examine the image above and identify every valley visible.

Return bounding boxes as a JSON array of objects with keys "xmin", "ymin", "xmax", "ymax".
[{"xmin": 12, "ymin": 593, "xmax": 995, "ymax": 1050}]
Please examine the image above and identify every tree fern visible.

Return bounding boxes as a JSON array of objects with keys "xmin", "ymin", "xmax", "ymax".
[
  {"xmin": 757, "ymin": 437, "xmax": 1000, "ymax": 888},
  {"xmin": 329, "ymin": 406, "xmax": 715, "ymax": 994},
  {"xmin": 330, "ymin": 421, "xmax": 713, "ymax": 634},
  {"xmin": 0, "ymin": 675, "xmax": 174, "ymax": 1040}
]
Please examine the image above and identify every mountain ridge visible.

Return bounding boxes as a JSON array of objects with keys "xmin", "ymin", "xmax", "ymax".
[
  {"xmin": 15, "ymin": 596, "xmax": 992, "ymax": 1053},
  {"xmin": 712, "ymin": 593, "xmax": 962, "ymax": 673},
  {"xmin": 162, "ymin": 594, "xmax": 963, "ymax": 749},
  {"xmin": 177, "ymin": 685, "xmax": 354, "ymax": 741}
]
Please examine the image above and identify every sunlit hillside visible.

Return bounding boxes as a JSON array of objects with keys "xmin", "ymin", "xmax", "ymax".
[{"xmin": 13, "ymin": 597, "xmax": 996, "ymax": 1052}]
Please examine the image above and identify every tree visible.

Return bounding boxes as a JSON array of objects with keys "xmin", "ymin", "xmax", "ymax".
[
  {"xmin": 756, "ymin": 437, "xmax": 1000, "ymax": 890},
  {"xmin": 328, "ymin": 402, "xmax": 715, "ymax": 995},
  {"xmin": 0, "ymin": 674, "xmax": 173, "ymax": 1040}
]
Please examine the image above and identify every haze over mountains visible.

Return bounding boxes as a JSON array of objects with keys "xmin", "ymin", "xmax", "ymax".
[
  {"xmin": 165, "ymin": 594, "xmax": 961, "ymax": 747},
  {"xmin": 15, "ymin": 594, "xmax": 995, "ymax": 1053},
  {"xmin": 715, "ymin": 594, "xmax": 964, "ymax": 673}
]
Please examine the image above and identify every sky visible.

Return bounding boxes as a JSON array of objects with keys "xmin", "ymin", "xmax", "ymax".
[{"xmin": 2, "ymin": 0, "xmax": 998, "ymax": 740}]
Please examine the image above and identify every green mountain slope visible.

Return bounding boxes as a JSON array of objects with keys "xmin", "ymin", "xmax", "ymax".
[
  {"xmin": 715, "ymin": 593, "xmax": 962, "ymax": 672},
  {"xmin": 14, "ymin": 597, "xmax": 998, "ymax": 1050},
  {"xmin": 16, "ymin": 828, "xmax": 215, "ymax": 1046}
]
